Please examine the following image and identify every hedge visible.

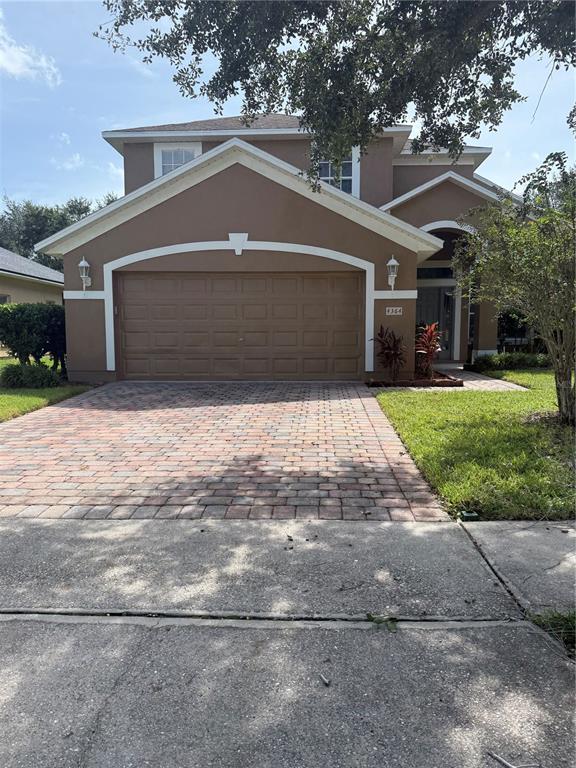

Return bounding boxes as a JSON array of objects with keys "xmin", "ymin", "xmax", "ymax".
[
  {"xmin": 466, "ymin": 351, "xmax": 550, "ymax": 372},
  {"xmin": 0, "ymin": 303, "xmax": 66, "ymax": 371}
]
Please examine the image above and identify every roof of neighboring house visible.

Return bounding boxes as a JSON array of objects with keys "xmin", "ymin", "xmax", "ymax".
[
  {"xmin": 0, "ymin": 246, "xmax": 64, "ymax": 285},
  {"xmin": 121, "ymin": 114, "xmax": 302, "ymax": 133}
]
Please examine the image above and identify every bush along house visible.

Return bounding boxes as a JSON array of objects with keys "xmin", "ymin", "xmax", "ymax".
[{"xmin": 35, "ymin": 115, "xmax": 505, "ymax": 383}]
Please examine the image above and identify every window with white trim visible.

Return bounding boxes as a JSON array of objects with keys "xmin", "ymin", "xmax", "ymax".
[
  {"xmin": 153, "ymin": 142, "xmax": 202, "ymax": 178},
  {"xmin": 0, "ymin": 295, "xmax": 10, "ymax": 304},
  {"xmin": 319, "ymin": 155, "xmax": 353, "ymax": 194},
  {"xmin": 161, "ymin": 148, "xmax": 196, "ymax": 175}
]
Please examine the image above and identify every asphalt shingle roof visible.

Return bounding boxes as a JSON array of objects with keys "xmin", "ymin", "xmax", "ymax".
[
  {"xmin": 0, "ymin": 246, "xmax": 64, "ymax": 284},
  {"xmin": 122, "ymin": 114, "xmax": 302, "ymax": 133}
]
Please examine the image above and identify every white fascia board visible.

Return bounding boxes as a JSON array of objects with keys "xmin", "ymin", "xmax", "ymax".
[
  {"xmin": 380, "ymin": 171, "xmax": 501, "ymax": 212},
  {"xmin": 473, "ymin": 172, "xmax": 523, "ymax": 204},
  {"xmin": 0, "ymin": 269, "xmax": 63, "ymax": 287},
  {"xmin": 393, "ymin": 146, "xmax": 492, "ymax": 169},
  {"xmin": 35, "ymin": 137, "xmax": 443, "ymax": 258},
  {"xmin": 103, "ymin": 125, "xmax": 414, "ymax": 153}
]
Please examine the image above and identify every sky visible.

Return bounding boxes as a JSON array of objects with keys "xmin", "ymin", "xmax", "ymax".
[{"xmin": 0, "ymin": 0, "xmax": 574, "ymax": 206}]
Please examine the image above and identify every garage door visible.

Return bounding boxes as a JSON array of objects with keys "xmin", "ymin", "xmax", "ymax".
[{"xmin": 116, "ymin": 272, "xmax": 364, "ymax": 380}]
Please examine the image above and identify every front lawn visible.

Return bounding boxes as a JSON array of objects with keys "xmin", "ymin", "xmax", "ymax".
[
  {"xmin": 0, "ymin": 358, "xmax": 88, "ymax": 422},
  {"xmin": 377, "ymin": 370, "xmax": 574, "ymax": 520}
]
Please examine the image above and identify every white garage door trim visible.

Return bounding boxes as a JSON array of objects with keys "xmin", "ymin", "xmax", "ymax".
[{"xmin": 64, "ymin": 235, "xmax": 417, "ymax": 373}]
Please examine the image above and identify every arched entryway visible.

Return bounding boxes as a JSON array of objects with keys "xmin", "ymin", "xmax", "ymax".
[{"xmin": 418, "ymin": 221, "xmax": 471, "ymax": 362}]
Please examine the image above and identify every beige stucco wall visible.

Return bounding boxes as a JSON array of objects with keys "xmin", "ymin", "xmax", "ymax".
[
  {"xmin": 392, "ymin": 164, "xmax": 474, "ymax": 198},
  {"xmin": 121, "ymin": 136, "xmax": 397, "ymax": 208},
  {"xmin": 68, "ymin": 154, "xmax": 495, "ymax": 381},
  {"xmin": 0, "ymin": 274, "xmax": 62, "ymax": 304},
  {"xmin": 63, "ymin": 162, "xmax": 423, "ymax": 381},
  {"xmin": 390, "ymin": 180, "xmax": 485, "ymax": 229},
  {"xmin": 123, "ymin": 143, "xmax": 155, "ymax": 194}
]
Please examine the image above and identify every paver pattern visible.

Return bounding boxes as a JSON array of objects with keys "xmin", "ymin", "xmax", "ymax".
[{"xmin": 0, "ymin": 382, "xmax": 447, "ymax": 521}]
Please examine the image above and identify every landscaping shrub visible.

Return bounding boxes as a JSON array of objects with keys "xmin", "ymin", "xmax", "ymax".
[
  {"xmin": 467, "ymin": 351, "xmax": 550, "ymax": 372},
  {"xmin": 0, "ymin": 362, "xmax": 62, "ymax": 389},
  {"xmin": 415, "ymin": 322, "xmax": 442, "ymax": 378},
  {"xmin": 374, "ymin": 326, "xmax": 406, "ymax": 382},
  {"xmin": 0, "ymin": 303, "xmax": 66, "ymax": 370}
]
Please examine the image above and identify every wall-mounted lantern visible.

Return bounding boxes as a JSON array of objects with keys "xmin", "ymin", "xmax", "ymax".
[
  {"xmin": 387, "ymin": 256, "xmax": 399, "ymax": 291},
  {"xmin": 78, "ymin": 258, "xmax": 91, "ymax": 292}
]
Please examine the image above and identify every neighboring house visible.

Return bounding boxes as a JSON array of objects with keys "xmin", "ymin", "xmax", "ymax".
[
  {"xmin": 36, "ymin": 115, "xmax": 504, "ymax": 382},
  {"xmin": 0, "ymin": 246, "xmax": 63, "ymax": 305}
]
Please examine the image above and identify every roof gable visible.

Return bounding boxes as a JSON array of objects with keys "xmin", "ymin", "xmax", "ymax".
[
  {"xmin": 36, "ymin": 138, "xmax": 442, "ymax": 257},
  {"xmin": 381, "ymin": 171, "xmax": 501, "ymax": 212}
]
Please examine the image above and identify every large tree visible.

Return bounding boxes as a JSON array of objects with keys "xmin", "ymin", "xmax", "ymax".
[
  {"xmin": 454, "ymin": 153, "xmax": 576, "ymax": 425},
  {"xmin": 0, "ymin": 193, "xmax": 117, "ymax": 272},
  {"xmin": 98, "ymin": 0, "xmax": 575, "ymax": 173}
]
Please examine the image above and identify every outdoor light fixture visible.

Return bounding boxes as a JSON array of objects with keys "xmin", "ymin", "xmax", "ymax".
[
  {"xmin": 78, "ymin": 258, "xmax": 91, "ymax": 292},
  {"xmin": 387, "ymin": 256, "xmax": 399, "ymax": 291}
]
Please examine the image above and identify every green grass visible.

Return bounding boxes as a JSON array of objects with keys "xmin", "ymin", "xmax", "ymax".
[
  {"xmin": 377, "ymin": 370, "xmax": 574, "ymax": 520},
  {"xmin": 0, "ymin": 357, "xmax": 88, "ymax": 422},
  {"xmin": 531, "ymin": 611, "xmax": 576, "ymax": 657}
]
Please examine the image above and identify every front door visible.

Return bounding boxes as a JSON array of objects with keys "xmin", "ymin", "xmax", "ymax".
[{"xmin": 416, "ymin": 287, "xmax": 455, "ymax": 361}]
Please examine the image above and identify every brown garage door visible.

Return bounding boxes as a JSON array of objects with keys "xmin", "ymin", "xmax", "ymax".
[{"xmin": 116, "ymin": 272, "xmax": 364, "ymax": 380}]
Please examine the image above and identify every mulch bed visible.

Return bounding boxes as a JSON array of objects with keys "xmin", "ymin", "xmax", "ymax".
[{"xmin": 366, "ymin": 371, "xmax": 464, "ymax": 388}]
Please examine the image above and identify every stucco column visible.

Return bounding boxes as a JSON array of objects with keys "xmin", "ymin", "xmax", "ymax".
[
  {"xmin": 474, "ymin": 299, "xmax": 499, "ymax": 356},
  {"xmin": 373, "ymin": 298, "xmax": 416, "ymax": 379}
]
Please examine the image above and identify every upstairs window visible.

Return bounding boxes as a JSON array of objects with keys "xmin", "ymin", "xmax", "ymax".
[
  {"xmin": 319, "ymin": 155, "xmax": 353, "ymax": 193},
  {"xmin": 153, "ymin": 142, "xmax": 202, "ymax": 178},
  {"xmin": 161, "ymin": 148, "xmax": 196, "ymax": 175},
  {"xmin": 318, "ymin": 147, "xmax": 359, "ymax": 196}
]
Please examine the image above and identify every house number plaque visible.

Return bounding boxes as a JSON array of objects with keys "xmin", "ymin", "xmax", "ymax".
[{"xmin": 385, "ymin": 307, "xmax": 403, "ymax": 316}]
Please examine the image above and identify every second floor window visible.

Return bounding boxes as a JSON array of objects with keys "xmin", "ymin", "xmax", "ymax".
[
  {"xmin": 161, "ymin": 148, "xmax": 196, "ymax": 175},
  {"xmin": 319, "ymin": 155, "xmax": 353, "ymax": 194},
  {"xmin": 153, "ymin": 142, "xmax": 202, "ymax": 178}
]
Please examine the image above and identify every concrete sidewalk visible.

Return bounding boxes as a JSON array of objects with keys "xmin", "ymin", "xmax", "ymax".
[
  {"xmin": 0, "ymin": 614, "xmax": 573, "ymax": 768},
  {"xmin": 463, "ymin": 521, "xmax": 576, "ymax": 613},
  {"xmin": 0, "ymin": 519, "xmax": 518, "ymax": 619}
]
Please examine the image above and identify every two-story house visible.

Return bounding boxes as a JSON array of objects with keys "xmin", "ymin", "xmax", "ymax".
[{"xmin": 36, "ymin": 115, "xmax": 503, "ymax": 382}]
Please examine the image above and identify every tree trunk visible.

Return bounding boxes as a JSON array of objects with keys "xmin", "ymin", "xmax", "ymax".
[{"xmin": 554, "ymin": 364, "xmax": 575, "ymax": 426}]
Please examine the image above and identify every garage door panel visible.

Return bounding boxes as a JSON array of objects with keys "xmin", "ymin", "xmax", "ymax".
[
  {"xmin": 272, "ymin": 277, "xmax": 299, "ymax": 294},
  {"xmin": 213, "ymin": 305, "xmax": 238, "ymax": 320},
  {"xmin": 243, "ymin": 331, "xmax": 268, "ymax": 347},
  {"xmin": 303, "ymin": 331, "xmax": 329, "ymax": 347},
  {"xmin": 117, "ymin": 271, "xmax": 363, "ymax": 380},
  {"xmin": 183, "ymin": 305, "xmax": 208, "ymax": 320},
  {"xmin": 242, "ymin": 304, "xmax": 267, "ymax": 320},
  {"xmin": 272, "ymin": 304, "xmax": 298, "ymax": 320},
  {"xmin": 182, "ymin": 332, "xmax": 210, "ymax": 348},
  {"xmin": 242, "ymin": 358, "xmax": 270, "ymax": 375},
  {"xmin": 151, "ymin": 305, "xmax": 178, "ymax": 320}
]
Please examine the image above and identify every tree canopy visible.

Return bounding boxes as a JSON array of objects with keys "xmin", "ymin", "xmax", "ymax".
[
  {"xmin": 98, "ymin": 0, "xmax": 575, "ymax": 173},
  {"xmin": 0, "ymin": 193, "xmax": 117, "ymax": 272},
  {"xmin": 454, "ymin": 153, "xmax": 576, "ymax": 424}
]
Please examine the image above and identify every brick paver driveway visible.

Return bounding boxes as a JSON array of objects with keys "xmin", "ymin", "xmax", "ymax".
[{"xmin": 0, "ymin": 382, "xmax": 446, "ymax": 521}]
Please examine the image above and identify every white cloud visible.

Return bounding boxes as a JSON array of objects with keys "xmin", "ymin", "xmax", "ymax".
[
  {"xmin": 531, "ymin": 151, "xmax": 541, "ymax": 162},
  {"xmin": 127, "ymin": 56, "xmax": 157, "ymax": 79},
  {"xmin": 58, "ymin": 132, "xmax": 71, "ymax": 146},
  {"xmin": 0, "ymin": 9, "xmax": 62, "ymax": 88},
  {"xmin": 107, "ymin": 162, "xmax": 123, "ymax": 180},
  {"xmin": 51, "ymin": 153, "xmax": 85, "ymax": 171}
]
